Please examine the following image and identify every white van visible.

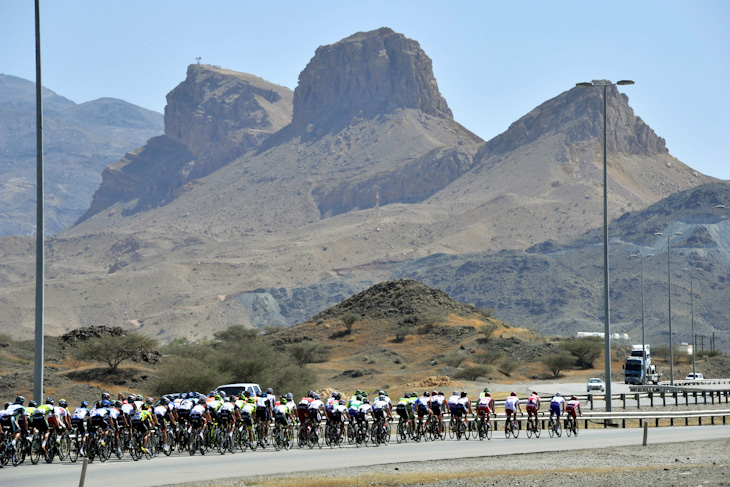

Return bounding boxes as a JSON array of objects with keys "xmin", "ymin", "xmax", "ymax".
[
  {"xmin": 684, "ymin": 373, "xmax": 704, "ymax": 380},
  {"xmin": 215, "ymin": 383, "xmax": 262, "ymax": 398}
]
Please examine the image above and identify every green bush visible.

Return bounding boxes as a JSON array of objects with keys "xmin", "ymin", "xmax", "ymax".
[
  {"xmin": 151, "ymin": 356, "xmax": 219, "ymax": 396},
  {"xmin": 342, "ymin": 313, "xmax": 360, "ymax": 334},
  {"xmin": 497, "ymin": 358, "xmax": 518, "ymax": 377},
  {"xmin": 541, "ymin": 352, "xmax": 574, "ymax": 378},
  {"xmin": 73, "ymin": 333, "xmax": 158, "ymax": 373},
  {"xmin": 287, "ymin": 341, "xmax": 328, "ymax": 365},
  {"xmin": 560, "ymin": 337, "xmax": 603, "ymax": 369},
  {"xmin": 453, "ymin": 365, "xmax": 492, "ymax": 381},
  {"xmin": 480, "ymin": 324, "xmax": 499, "ymax": 342}
]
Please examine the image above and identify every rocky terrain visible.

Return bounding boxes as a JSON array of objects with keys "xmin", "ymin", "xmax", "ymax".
[
  {"xmin": 0, "ymin": 27, "xmax": 727, "ymax": 353},
  {"xmin": 0, "ymin": 74, "xmax": 163, "ymax": 236}
]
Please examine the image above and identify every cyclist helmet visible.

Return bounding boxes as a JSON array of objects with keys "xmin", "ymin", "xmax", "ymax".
[
  {"xmin": 29, "ymin": 400, "xmax": 38, "ymax": 407},
  {"xmin": 363, "ymin": 398, "xmax": 370, "ymax": 404},
  {"xmin": 571, "ymin": 396, "xmax": 577, "ymax": 400},
  {"xmin": 141, "ymin": 404, "xmax": 149, "ymax": 410},
  {"xmin": 187, "ymin": 391, "xmax": 195, "ymax": 398},
  {"xmin": 266, "ymin": 388, "xmax": 274, "ymax": 395},
  {"xmin": 532, "ymin": 391, "xmax": 539, "ymax": 395},
  {"xmin": 198, "ymin": 398, "xmax": 206, "ymax": 405},
  {"xmin": 4, "ymin": 402, "xmax": 10, "ymax": 409},
  {"xmin": 244, "ymin": 391, "xmax": 251, "ymax": 398},
  {"xmin": 160, "ymin": 397, "xmax": 169, "ymax": 405},
  {"xmin": 127, "ymin": 394, "xmax": 136, "ymax": 403},
  {"xmin": 114, "ymin": 401, "xmax": 122, "ymax": 408},
  {"xmin": 246, "ymin": 397, "xmax": 255, "ymax": 404},
  {"xmin": 46, "ymin": 396, "xmax": 54, "ymax": 405},
  {"xmin": 101, "ymin": 392, "xmax": 111, "ymax": 401},
  {"xmin": 424, "ymin": 391, "xmax": 431, "ymax": 397},
  {"xmin": 383, "ymin": 391, "xmax": 389, "ymax": 396},
  {"xmin": 356, "ymin": 395, "xmax": 362, "ymax": 401},
  {"xmin": 460, "ymin": 391, "xmax": 467, "ymax": 397},
  {"xmin": 339, "ymin": 399, "xmax": 346, "ymax": 405},
  {"xmin": 145, "ymin": 397, "xmax": 154, "ymax": 405},
  {"xmin": 484, "ymin": 391, "xmax": 491, "ymax": 396},
  {"xmin": 81, "ymin": 401, "xmax": 89, "ymax": 408},
  {"xmin": 214, "ymin": 395, "xmax": 222, "ymax": 401},
  {"xmin": 411, "ymin": 392, "xmax": 418, "ymax": 398},
  {"xmin": 510, "ymin": 392, "xmax": 517, "ymax": 396},
  {"xmin": 555, "ymin": 392, "xmax": 562, "ymax": 397},
  {"xmin": 101, "ymin": 400, "xmax": 111, "ymax": 408},
  {"xmin": 403, "ymin": 392, "xmax": 410, "ymax": 398},
  {"xmin": 59, "ymin": 399, "xmax": 68, "ymax": 407},
  {"xmin": 483, "ymin": 387, "xmax": 490, "ymax": 393},
  {"xmin": 432, "ymin": 390, "xmax": 438, "ymax": 396},
  {"xmin": 379, "ymin": 395, "xmax": 385, "ymax": 401},
  {"xmin": 15, "ymin": 395, "xmax": 25, "ymax": 405},
  {"xmin": 286, "ymin": 393, "xmax": 294, "ymax": 401}
]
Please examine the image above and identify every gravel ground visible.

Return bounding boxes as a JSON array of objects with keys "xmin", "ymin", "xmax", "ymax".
[{"xmin": 166, "ymin": 437, "xmax": 730, "ymax": 487}]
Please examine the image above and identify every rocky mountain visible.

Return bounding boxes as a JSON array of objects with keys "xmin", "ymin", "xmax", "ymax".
[
  {"xmin": 0, "ymin": 28, "xmax": 726, "ymax": 353},
  {"xmin": 0, "ymin": 74, "xmax": 163, "ymax": 236}
]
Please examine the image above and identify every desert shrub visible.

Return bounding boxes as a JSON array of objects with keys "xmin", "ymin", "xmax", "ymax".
[
  {"xmin": 541, "ymin": 352, "xmax": 574, "ymax": 378},
  {"xmin": 73, "ymin": 333, "xmax": 158, "ymax": 373},
  {"xmin": 442, "ymin": 353, "xmax": 467, "ymax": 368},
  {"xmin": 497, "ymin": 357, "xmax": 518, "ymax": 377},
  {"xmin": 474, "ymin": 350, "xmax": 504, "ymax": 365},
  {"xmin": 0, "ymin": 333, "xmax": 14, "ymax": 347},
  {"xmin": 454, "ymin": 365, "xmax": 492, "ymax": 381},
  {"xmin": 151, "ymin": 356, "xmax": 219, "ymax": 396},
  {"xmin": 477, "ymin": 307, "xmax": 495, "ymax": 318},
  {"xmin": 480, "ymin": 324, "xmax": 499, "ymax": 343},
  {"xmin": 697, "ymin": 350, "xmax": 722, "ymax": 359},
  {"xmin": 560, "ymin": 337, "xmax": 603, "ymax": 369},
  {"xmin": 342, "ymin": 313, "xmax": 360, "ymax": 334},
  {"xmin": 393, "ymin": 326, "xmax": 409, "ymax": 343},
  {"xmin": 287, "ymin": 341, "xmax": 328, "ymax": 365},
  {"xmin": 161, "ymin": 337, "xmax": 213, "ymax": 361}
]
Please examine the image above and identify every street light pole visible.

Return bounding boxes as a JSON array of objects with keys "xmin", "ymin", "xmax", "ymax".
[
  {"xmin": 655, "ymin": 232, "xmax": 682, "ymax": 385},
  {"xmin": 576, "ymin": 79, "xmax": 634, "ymax": 411},
  {"xmin": 685, "ymin": 267, "xmax": 702, "ymax": 378},
  {"xmin": 631, "ymin": 254, "xmax": 653, "ymax": 376}
]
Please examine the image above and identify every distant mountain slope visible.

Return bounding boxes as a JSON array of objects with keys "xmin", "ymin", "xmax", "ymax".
[
  {"xmin": 0, "ymin": 74, "xmax": 163, "ymax": 236},
  {"xmin": 0, "ymin": 29, "xmax": 726, "ymax": 351}
]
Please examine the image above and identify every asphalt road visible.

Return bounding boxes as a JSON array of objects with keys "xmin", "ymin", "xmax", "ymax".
[{"xmin": 6, "ymin": 425, "xmax": 729, "ymax": 487}]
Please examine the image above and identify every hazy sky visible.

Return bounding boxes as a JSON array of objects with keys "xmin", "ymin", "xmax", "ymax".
[{"xmin": 3, "ymin": 1, "xmax": 729, "ymax": 180}]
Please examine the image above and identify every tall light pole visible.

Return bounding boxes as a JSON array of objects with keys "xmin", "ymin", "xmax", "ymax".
[
  {"xmin": 655, "ymin": 232, "xmax": 683, "ymax": 385},
  {"xmin": 576, "ymin": 79, "xmax": 634, "ymax": 410},
  {"xmin": 684, "ymin": 267, "xmax": 702, "ymax": 378},
  {"xmin": 630, "ymin": 253, "xmax": 653, "ymax": 376}
]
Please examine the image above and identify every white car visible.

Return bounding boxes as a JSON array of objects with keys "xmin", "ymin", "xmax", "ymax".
[
  {"xmin": 684, "ymin": 373, "xmax": 704, "ymax": 380},
  {"xmin": 586, "ymin": 378, "xmax": 605, "ymax": 392}
]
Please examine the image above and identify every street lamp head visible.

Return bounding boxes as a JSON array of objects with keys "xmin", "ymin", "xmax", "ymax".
[
  {"xmin": 576, "ymin": 82, "xmax": 593, "ymax": 87},
  {"xmin": 617, "ymin": 80, "xmax": 635, "ymax": 85},
  {"xmin": 673, "ymin": 232, "xmax": 683, "ymax": 236},
  {"xmin": 654, "ymin": 232, "xmax": 664, "ymax": 236},
  {"xmin": 715, "ymin": 205, "xmax": 727, "ymax": 209}
]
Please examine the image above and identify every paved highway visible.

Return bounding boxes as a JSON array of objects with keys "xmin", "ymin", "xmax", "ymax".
[{"xmin": 5, "ymin": 425, "xmax": 728, "ymax": 487}]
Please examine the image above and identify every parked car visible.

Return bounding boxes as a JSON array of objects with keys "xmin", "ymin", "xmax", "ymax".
[
  {"xmin": 684, "ymin": 373, "xmax": 704, "ymax": 380},
  {"xmin": 215, "ymin": 382, "xmax": 262, "ymax": 398},
  {"xmin": 586, "ymin": 377, "xmax": 605, "ymax": 392}
]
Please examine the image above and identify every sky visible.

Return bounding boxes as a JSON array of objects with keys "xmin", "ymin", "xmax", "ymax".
[{"xmin": 2, "ymin": 1, "xmax": 729, "ymax": 180}]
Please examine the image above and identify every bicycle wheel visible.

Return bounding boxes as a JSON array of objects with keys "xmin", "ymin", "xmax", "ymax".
[
  {"xmin": 504, "ymin": 420, "xmax": 511, "ymax": 438},
  {"xmin": 512, "ymin": 421, "xmax": 519, "ymax": 438},
  {"xmin": 29, "ymin": 434, "xmax": 41, "ymax": 465},
  {"xmin": 12, "ymin": 441, "xmax": 25, "ymax": 466},
  {"xmin": 384, "ymin": 420, "xmax": 391, "ymax": 445},
  {"xmin": 565, "ymin": 418, "xmax": 573, "ymax": 437},
  {"xmin": 573, "ymin": 418, "xmax": 579, "ymax": 436},
  {"xmin": 526, "ymin": 418, "xmax": 533, "ymax": 438},
  {"xmin": 534, "ymin": 419, "xmax": 541, "ymax": 438},
  {"xmin": 486, "ymin": 420, "xmax": 492, "ymax": 440},
  {"xmin": 396, "ymin": 421, "xmax": 405, "ymax": 444},
  {"xmin": 448, "ymin": 418, "xmax": 455, "ymax": 439}
]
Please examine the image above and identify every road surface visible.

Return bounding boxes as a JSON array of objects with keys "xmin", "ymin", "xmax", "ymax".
[{"xmin": 5, "ymin": 425, "xmax": 728, "ymax": 487}]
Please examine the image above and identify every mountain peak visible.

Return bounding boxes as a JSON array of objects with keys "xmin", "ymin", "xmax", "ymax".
[{"xmin": 292, "ymin": 28, "xmax": 452, "ymax": 131}]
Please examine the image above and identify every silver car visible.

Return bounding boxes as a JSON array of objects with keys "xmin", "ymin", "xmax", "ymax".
[{"xmin": 586, "ymin": 378, "xmax": 605, "ymax": 392}]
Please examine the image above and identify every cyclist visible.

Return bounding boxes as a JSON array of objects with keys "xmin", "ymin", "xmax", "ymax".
[
  {"xmin": 504, "ymin": 392, "xmax": 523, "ymax": 430},
  {"xmin": 476, "ymin": 388, "xmax": 495, "ymax": 428},
  {"xmin": 54, "ymin": 398, "xmax": 72, "ymax": 435},
  {"xmin": 31, "ymin": 397, "xmax": 55, "ymax": 453},
  {"xmin": 332, "ymin": 399, "xmax": 348, "ymax": 439},
  {"xmin": 455, "ymin": 391, "xmax": 473, "ymax": 431},
  {"xmin": 154, "ymin": 396, "xmax": 178, "ymax": 452},
  {"xmin": 355, "ymin": 398, "xmax": 372, "ymax": 438},
  {"xmin": 416, "ymin": 391, "xmax": 432, "ymax": 428},
  {"xmin": 429, "ymin": 390, "xmax": 445, "ymax": 436},
  {"xmin": 526, "ymin": 391, "xmax": 541, "ymax": 431},
  {"xmin": 447, "ymin": 390, "xmax": 460, "ymax": 417},
  {"xmin": 109, "ymin": 400, "xmax": 125, "ymax": 456},
  {"xmin": 395, "ymin": 393, "xmax": 415, "ymax": 432},
  {"xmin": 372, "ymin": 394, "xmax": 392, "ymax": 423},
  {"xmin": 131, "ymin": 403, "xmax": 157, "ymax": 453},
  {"xmin": 325, "ymin": 391, "xmax": 340, "ymax": 421},
  {"xmin": 308, "ymin": 393, "xmax": 325, "ymax": 429},
  {"xmin": 239, "ymin": 397, "xmax": 257, "ymax": 445},
  {"xmin": 89, "ymin": 399, "xmax": 113, "ymax": 449},
  {"xmin": 347, "ymin": 393, "xmax": 363, "ymax": 427},
  {"xmin": 298, "ymin": 391, "xmax": 314, "ymax": 424},
  {"xmin": 549, "ymin": 392, "xmax": 565, "ymax": 426},
  {"xmin": 3, "ymin": 396, "xmax": 27, "ymax": 449},
  {"xmin": 565, "ymin": 395, "xmax": 582, "ymax": 425},
  {"xmin": 273, "ymin": 398, "xmax": 293, "ymax": 441}
]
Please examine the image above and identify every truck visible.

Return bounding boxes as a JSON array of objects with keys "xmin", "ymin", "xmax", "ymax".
[{"xmin": 624, "ymin": 344, "xmax": 661, "ymax": 385}]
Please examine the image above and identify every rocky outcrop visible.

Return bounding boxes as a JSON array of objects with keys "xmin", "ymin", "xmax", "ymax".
[
  {"xmin": 79, "ymin": 65, "xmax": 293, "ymax": 221},
  {"xmin": 481, "ymin": 82, "xmax": 667, "ymax": 159},
  {"xmin": 293, "ymin": 27, "xmax": 452, "ymax": 133},
  {"xmin": 165, "ymin": 64, "xmax": 293, "ymax": 174},
  {"xmin": 314, "ymin": 144, "xmax": 480, "ymax": 216}
]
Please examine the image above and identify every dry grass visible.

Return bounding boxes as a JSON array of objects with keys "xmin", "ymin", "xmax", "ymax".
[{"xmin": 238, "ymin": 464, "xmax": 705, "ymax": 487}]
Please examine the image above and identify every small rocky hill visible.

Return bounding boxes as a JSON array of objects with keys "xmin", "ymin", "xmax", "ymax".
[{"xmin": 0, "ymin": 74, "xmax": 164, "ymax": 236}]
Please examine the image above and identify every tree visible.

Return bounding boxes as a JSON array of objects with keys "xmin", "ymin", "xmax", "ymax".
[
  {"xmin": 341, "ymin": 313, "xmax": 360, "ymax": 334},
  {"xmin": 560, "ymin": 337, "xmax": 603, "ymax": 369},
  {"xmin": 73, "ymin": 333, "xmax": 158, "ymax": 373},
  {"xmin": 480, "ymin": 324, "xmax": 500, "ymax": 343},
  {"xmin": 541, "ymin": 352, "xmax": 574, "ymax": 378},
  {"xmin": 151, "ymin": 356, "xmax": 219, "ymax": 396},
  {"xmin": 287, "ymin": 341, "xmax": 328, "ymax": 365}
]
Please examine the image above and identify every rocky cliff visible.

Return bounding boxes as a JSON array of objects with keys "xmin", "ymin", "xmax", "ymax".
[
  {"xmin": 293, "ymin": 27, "xmax": 453, "ymax": 133},
  {"xmin": 79, "ymin": 65, "xmax": 293, "ymax": 221}
]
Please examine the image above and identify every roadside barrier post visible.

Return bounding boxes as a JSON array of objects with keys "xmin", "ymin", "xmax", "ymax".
[
  {"xmin": 642, "ymin": 422, "xmax": 648, "ymax": 446},
  {"xmin": 635, "ymin": 393, "xmax": 640, "ymax": 408},
  {"xmin": 621, "ymin": 393, "xmax": 626, "ymax": 409},
  {"xmin": 79, "ymin": 457, "xmax": 89, "ymax": 487}
]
